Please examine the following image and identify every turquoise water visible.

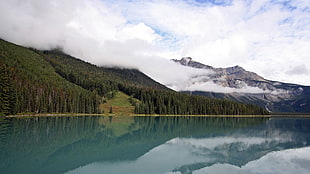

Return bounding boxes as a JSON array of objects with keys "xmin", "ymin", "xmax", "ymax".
[{"xmin": 0, "ymin": 116, "xmax": 309, "ymax": 174}]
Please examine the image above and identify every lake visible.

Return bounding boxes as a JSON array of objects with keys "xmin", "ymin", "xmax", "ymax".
[{"xmin": 0, "ymin": 116, "xmax": 309, "ymax": 174}]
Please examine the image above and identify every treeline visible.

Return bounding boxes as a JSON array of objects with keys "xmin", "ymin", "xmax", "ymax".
[
  {"xmin": 0, "ymin": 39, "xmax": 268, "ymax": 115},
  {"xmin": 0, "ymin": 65, "xmax": 16, "ymax": 115},
  {"xmin": 120, "ymin": 85, "xmax": 269, "ymax": 115},
  {"xmin": 13, "ymin": 79, "xmax": 100, "ymax": 114},
  {"xmin": 43, "ymin": 49, "xmax": 168, "ymax": 92}
]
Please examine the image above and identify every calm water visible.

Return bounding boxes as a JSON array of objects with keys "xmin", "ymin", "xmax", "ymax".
[{"xmin": 0, "ymin": 116, "xmax": 309, "ymax": 174}]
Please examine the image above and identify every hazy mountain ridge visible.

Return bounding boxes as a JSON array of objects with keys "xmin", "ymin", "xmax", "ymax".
[{"xmin": 172, "ymin": 57, "xmax": 310, "ymax": 113}]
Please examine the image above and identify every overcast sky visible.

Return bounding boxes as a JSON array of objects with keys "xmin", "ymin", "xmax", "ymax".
[{"xmin": 0, "ymin": 0, "xmax": 309, "ymax": 86}]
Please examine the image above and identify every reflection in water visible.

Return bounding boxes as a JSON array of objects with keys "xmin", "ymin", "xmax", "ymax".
[
  {"xmin": 192, "ymin": 147, "xmax": 310, "ymax": 174},
  {"xmin": 0, "ymin": 116, "xmax": 309, "ymax": 174}
]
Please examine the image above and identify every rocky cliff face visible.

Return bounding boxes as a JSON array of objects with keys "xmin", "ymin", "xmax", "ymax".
[{"xmin": 172, "ymin": 57, "xmax": 310, "ymax": 113}]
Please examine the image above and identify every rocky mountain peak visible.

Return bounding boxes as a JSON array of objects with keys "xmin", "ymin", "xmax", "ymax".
[
  {"xmin": 224, "ymin": 65, "xmax": 246, "ymax": 75},
  {"xmin": 179, "ymin": 57, "xmax": 192, "ymax": 66},
  {"xmin": 172, "ymin": 58, "xmax": 256, "ymax": 78},
  {"xmin": 170, "ymin": 57, "xmax": 310, "ymax": 113},
  {"xmin": 172, "ymin": 57, "xmax": 270, "ymax": 89},
  {"xmin": 172, "ymin": 57, "xmax": 213, "ymax": 69}
]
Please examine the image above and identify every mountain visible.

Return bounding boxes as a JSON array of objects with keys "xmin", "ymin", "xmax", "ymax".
[
  {"xmin": 0, "ymin": 39, "xmax": 268, "ymax": 115},
  {"xmin": 0, "ymin": 39, "xmax": 166, "ymax": 115},
  {"xmin": 172, "ymin": 57, "xmax": 310, "ymax": 113}
]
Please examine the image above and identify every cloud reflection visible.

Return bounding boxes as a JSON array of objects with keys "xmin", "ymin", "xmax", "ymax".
[
  {"xmin": 194, "ymin": 147, "xmax": 310, "ymax": 174},
  {"xmin": 65, "ymin": 135, "xmax": 307, "ymax": 174}
]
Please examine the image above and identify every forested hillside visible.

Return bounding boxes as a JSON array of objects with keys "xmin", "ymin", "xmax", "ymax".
[
  {"xmin": 0, "ymin": 39, "xmax": 268, "ymax": 115},
  {"xmin": 0, "ymin": 40, "xmax": 100, "ymax": 114}
]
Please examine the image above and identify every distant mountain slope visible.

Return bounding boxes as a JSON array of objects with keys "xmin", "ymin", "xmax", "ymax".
[
  {"xmin": 173, "ymin": 57, "xmax": 310, "ymax": 113},
  {"xmin": 0, "ymin": 39, "xmax": 268, "ymax": 115}
]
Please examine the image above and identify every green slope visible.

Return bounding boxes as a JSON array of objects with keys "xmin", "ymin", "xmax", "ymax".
[
  {"xmin": 0, "ymin": 39, "xmax": 100, "ymax": 114},
  {"xmin": 99, "ymin": 91, "xmax": 135, "ymax": 114},
  {"xmin": 42, "ymin": 49, "xmax": 169, "ymax": 92},
  {"xmin": 0, "ymin": 39, "xmax": 268, "ymax": 115}
]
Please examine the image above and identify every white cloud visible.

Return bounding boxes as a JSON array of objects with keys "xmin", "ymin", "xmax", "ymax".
[
  {"xmin": 0, "ymin": 0, "xmax": 165, "ymax": 69},
  {"xmin": 0, "ymin": 0, "xmax": 309, "ymax": 86},
  {"xmin": 120, "ymin": 0, "xmax": 310, "ymax": 85},
  {"xmin": 286, "ymin": 64, "xmax": 308, "ymax": 75},
  {"xmin": 194, "ymin": 147, "xmax": 310, "ymax": 174},
  {"xmin": 118, "ymin": 23, "xmax": 160, "ymax": 43},
  {"xmin": 178, "ymin": 80, "xmax": 271, "ymax": 94}
]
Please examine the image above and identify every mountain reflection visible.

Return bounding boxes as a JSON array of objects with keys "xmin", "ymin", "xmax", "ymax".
[{"xmin": 0, "ymin": 116, "xmax": 309, "ymax": 174}]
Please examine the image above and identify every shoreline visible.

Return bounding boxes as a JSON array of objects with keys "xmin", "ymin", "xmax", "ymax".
[
  {"xmin": 4, "ymin": 113, "xmax": 310, "ymax": 118},
  {"xmin": 1, "ymin": 113, "xmax": 267, "ymax": 118}
]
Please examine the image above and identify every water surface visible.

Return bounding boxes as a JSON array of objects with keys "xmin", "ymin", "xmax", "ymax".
[{"xmin": 0, "ymin": 116, "xmax": 309, "ymax": 174}]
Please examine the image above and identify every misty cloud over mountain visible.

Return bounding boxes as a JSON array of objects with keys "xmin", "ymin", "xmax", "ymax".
[{"xmin": 0, "ymin": 0, "xmax": 309, "ymax": 86}]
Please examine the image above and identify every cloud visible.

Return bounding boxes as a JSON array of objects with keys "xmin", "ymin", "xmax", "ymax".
[
  {"xmin": 176, "ymin": 80, "xmax": 271, "ymax": 94},
  {"xmin": 0, "ymin": 0, "xmax": 309, "ymax": 87},
  {"xmin": 117, "ymin": 0, "xmax": 310, "ymax": 85},
  {"xmin": 0, "ymin": 0, "xmax": 161, "ymax": 66},
  {"xmin": 286, "ymin": 64, "xmax": 308, "ymax": 75},
  {"xmin": 0, "ymin": 0, "xmax": 199, "ymax": 86},
  {"xmin": 194, "ymin": 147, "xmax": 310, "ymax": 174}
]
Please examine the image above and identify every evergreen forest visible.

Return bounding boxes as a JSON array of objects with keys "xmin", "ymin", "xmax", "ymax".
[{"xmin": 0, "ymin": 39, "xmax": 269, "ymax": 115}]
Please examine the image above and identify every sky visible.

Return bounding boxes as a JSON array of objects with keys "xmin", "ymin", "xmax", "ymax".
[{"xmin": 0, "ymin": 0, "xmax": 310, "ymax": 89}]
